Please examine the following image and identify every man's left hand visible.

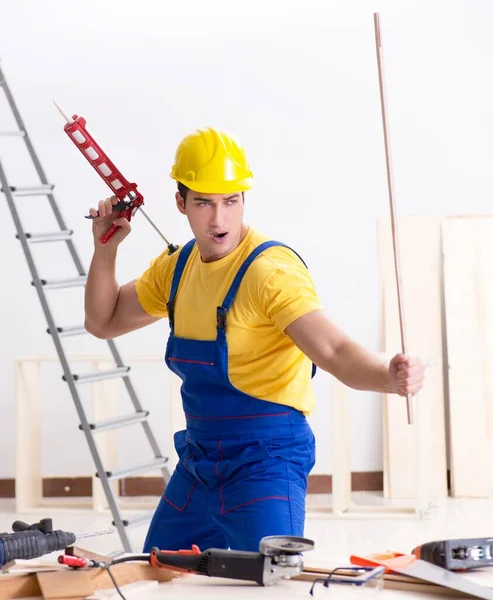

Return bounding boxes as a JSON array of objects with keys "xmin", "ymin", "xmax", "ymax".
[{"xmin": 389, "ymin": 353, "xmax": 425, "ymax": 396}]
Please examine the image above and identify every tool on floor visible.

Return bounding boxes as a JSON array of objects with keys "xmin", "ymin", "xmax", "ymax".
[
  {"xmin": 413, "ymin": 537, "xmax": 493, "ymax": 571},
  {"xmin": 351, "ymin": 550, "xmax": 493, "ymax": 599},
  {"xmin": 0, "ymin": 61, "xmax": 171, "ymax": 552},
  {"xmin": 53, "ymin": 100, "xmax": 178, "ymax": 253},
  {"xmin": 0, "ymin": 518, "xmax": 113, "ymax": 566},
  {"xmin": 150, "ymin": 535, "xmax": 314, "ymax": 585},
  {"xmin": 62, "ymin": 535, "xmax": 315, "ymax": 587}
]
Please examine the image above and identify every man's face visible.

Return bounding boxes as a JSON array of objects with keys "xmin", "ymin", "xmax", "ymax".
[{"xmin": 176, "ymin": 190, "xmax": 246, "ymax": 262}]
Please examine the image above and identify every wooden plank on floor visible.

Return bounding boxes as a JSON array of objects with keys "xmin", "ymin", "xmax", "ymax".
[
  {"xmin": 442, "ymin": 216, "xmax": 493, "ymax": 497},
  {"xmin": 36, "ymin": 570, "xmax": 93, "ymax": 599},
  {"xmin": 0, "ymin": 557, "xmax": 175, "ymax": 600},
  {"xmin": 0, "ymin": 576, "xmax": 40, "ymax": 600},
  {"xmin": 379, "ymin": 216, "xmax": 447, "ymax": 499}
]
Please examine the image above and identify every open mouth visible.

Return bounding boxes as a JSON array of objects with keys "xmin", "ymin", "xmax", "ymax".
[{"xmin": 211, "ymin": 232, "xmax": 228, "ymax": 240}]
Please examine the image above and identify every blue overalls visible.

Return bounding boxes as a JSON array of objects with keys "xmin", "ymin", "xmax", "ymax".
[{"xmin": 143, "ymin": 240, "xmax": 316, "ymax": 552}]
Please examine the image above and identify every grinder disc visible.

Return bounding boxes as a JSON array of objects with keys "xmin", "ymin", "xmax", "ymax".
[{"xmin": 259, "ymin": 536, "xmax": 315, "ymax": 555}]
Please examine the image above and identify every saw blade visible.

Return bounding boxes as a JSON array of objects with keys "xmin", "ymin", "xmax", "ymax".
[
  {"xmin": 351, "ymin": 552, "xmax": 493, "ymax": 600},
  {"xmin": 260, "ymin": 536, "xmax": 314, "ymax": 555}
]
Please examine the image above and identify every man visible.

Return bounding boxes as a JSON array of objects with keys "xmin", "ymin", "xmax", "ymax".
[{"xmin": 84, "ymin": 126, "xmax": 425, "ymax": 553}]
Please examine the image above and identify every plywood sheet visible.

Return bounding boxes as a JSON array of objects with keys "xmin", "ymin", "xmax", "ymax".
[
  {"xmin": 379, "ymin": 216, "xmax": 447, "ymax": 499},
  {"xmin": 442, "ymin": 216, "xmax": 493, "ymax": 497}
]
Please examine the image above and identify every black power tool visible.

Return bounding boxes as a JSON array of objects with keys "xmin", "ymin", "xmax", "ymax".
[{"xmin": 413, "ymin": 537, "xmax": 493, "ymax": 570}]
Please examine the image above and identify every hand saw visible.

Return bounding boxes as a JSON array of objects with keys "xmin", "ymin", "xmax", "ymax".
[{"xmin": 351, "ymin": 551, "xmax": 493, "ymax": 599}]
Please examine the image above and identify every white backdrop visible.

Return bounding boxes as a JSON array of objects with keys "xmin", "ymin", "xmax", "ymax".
[{"xmin": 0, "ymin": 0, "xmax": 492, "ymax": 478}]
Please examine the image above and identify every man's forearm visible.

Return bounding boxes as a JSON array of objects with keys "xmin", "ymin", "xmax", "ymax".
[
  {"xmin": 325, "ymin": 339, "xmax": 395, "ymax": 394},
  {"xmin": 84, "ymin": 248, "xmax": 120, "ymax": 337}
]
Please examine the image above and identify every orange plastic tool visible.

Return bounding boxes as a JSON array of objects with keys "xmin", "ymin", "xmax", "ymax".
[
  {"xmin": 350, "ymin": 552, "xmax": 493, "ymax": 599},
  {"xmin": 150, "ymin": 545, "xmax": 201, "ymax": 572},
  {"xmin": 351, "ymin": 551, "xmax": 416, "ymax": 571}
]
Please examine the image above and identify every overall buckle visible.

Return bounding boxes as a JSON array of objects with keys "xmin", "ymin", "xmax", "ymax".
[
  {"xmin": 216, "ymin": 306, "xmax": 227, "ymax": 330},
  {"xmin": 167, "ymin": 300, "xmax": 175, "ymax": 328}
]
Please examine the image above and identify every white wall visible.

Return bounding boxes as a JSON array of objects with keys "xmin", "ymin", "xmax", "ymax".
[{"xmin": 0, "ymin": 0, "xmax": 492, "ymax": 478}]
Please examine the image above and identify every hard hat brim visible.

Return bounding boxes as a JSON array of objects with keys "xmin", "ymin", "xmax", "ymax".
[{"xmin": 171, "ymin": 175, "xmax": 254, "ymax": 195}]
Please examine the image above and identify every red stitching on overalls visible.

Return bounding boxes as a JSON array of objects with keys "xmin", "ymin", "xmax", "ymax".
[
  {"xmin": 169, "ymin": 357, "xmax": 215, "ymax": 366},
  {"xmin": 221, "ymin": 496, "xmax": 290, "ymax": 514},
  {"xmin": 216, "ymin": 440, "xmax": 289, "ymax": 514},
  {"xmin": 185, "ymin": 412, "xmax": 290, "ymax": 421},
  {"xmin": 163, "ymin": 479, "xmax": 198, "ymax": 512}
]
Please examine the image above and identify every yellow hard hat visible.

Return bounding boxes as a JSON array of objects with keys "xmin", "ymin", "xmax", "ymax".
[{"xmin": 170, "ymin": 127, "xmax": 254, "ymax": 194}]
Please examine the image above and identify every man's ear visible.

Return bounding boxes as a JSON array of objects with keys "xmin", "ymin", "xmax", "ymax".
[{"xmin": 176, "ymin": 191, "xmax": 186, "ymax": 214}]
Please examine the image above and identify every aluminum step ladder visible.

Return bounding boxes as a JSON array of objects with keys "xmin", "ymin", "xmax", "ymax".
[{"xmin": 0, "ymin": 62, "xmax": 170, "ymax": 553}]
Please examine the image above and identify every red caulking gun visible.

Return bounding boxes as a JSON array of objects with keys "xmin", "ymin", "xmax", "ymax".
[{"xmin": 54, "ymin": 101, "xmax": 178, "ymax": 253}]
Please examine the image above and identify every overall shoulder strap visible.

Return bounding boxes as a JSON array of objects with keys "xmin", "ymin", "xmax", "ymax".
[
  {"xmin": 216, "ymin": 240, "xmax": 317, "ymax": 379},
  {"xmin": 217, "ymin": 240, "xmax": 307, "ymax": 329},
  {"xmin": 166, "ymin": 239, "xmax": 196, "ymax": 330}
]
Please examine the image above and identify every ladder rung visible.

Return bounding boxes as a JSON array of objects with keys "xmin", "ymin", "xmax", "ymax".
[
  {"xmin": 34, "ymin": 276, "xmax": 87, "ymax": 289},
  {"xmin": 0, "ymin": 131, "xmax": 26, "ymax": 137},
  {"xmin": 100, "ymin": 458, "xmax": 168, "ymax": 481},
  {"xmin": 63, "ymin": 366, "xmax": 130, "ymax": 384},
  {"xmin": 9, "ymin": 184, "xmax": 54, "ymax": 197},
  {"xmin": 47, "ymin": 325, "xmax": 87, "ymax": 338},
  {"xmin": 114, "ymin": 511, "xmax": 155, "ymax": 529},
  {"xmin": 18, "ymin": 230, "xmax": 73, "ymax": 243},
  {"xmin": 82, "ymin": 411, "xmax": 149, "ymax": 433},
  {"xmin": 1, "ymin": 65, "xmax": 171, "ymax": 555}
]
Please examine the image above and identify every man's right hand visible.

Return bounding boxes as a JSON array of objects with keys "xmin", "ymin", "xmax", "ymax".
[{"xmin": 88, "ymin": 195, "xmax": 132, "ymax": 248}]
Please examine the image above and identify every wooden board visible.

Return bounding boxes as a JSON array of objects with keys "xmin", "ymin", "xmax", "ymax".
[
  {"xmin": 379, "ymin": 216, "xmax": 447, "ymax": 499},
  {"xmin": 88, "ymin": 561, "xmax": 175, "ymax": 587},
  {"xmin": 14, "ymin": 360, "xmax": 42, "ymax": 512},
  {"xmin": 331, "ymin": 378, "xmax": 352, "ymax": 513},
  {"xmin": 37, "ymin": 570, "xmax": 93, "ymax": 599},
  {"xmin": 91, "ymin": 360, "xmax": 119, "ymax": 512},
  {"xmin": 0, "ymin": 572, "xmax": 42, "ymax": 600},
  {"xmin": 442, "ymin": 216, "xmax": 493, "ymax": 497},
  {"xmin": 2, "ymin": 560, "xmax": 59, "ymax": 574},
  {"xmin": 0, "ymin": 556, "xmax": 174, "ymax": 599}
]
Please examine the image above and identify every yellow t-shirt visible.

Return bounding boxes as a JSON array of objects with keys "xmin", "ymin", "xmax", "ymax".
[{"xmin": 135, "ymin": 228, "xmax": 323, "ymax": 415}]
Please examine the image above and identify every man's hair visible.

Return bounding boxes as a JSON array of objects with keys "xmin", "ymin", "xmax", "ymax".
[
  {"xmin": 177, "ymin": 182, "xmax": 190, "ymax": 204},
  {"xmin": 177, "ymin": 182, "xmax": 245, "ymax": 205}
]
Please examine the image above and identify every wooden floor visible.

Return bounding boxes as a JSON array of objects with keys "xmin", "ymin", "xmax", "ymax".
[
  {"xmin": 82, "ymin": 574, "xmax": 493, "ymax": 599},
  {"xmin": 1, "ymin": 492, "xmax": 492, "ymax": 599}
]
